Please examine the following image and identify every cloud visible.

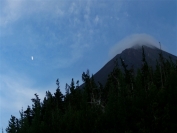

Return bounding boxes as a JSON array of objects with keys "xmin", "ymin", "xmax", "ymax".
[
  {"xmin": 109, "ymin": 33, "xmax": 160, "ymax": 58},
  {"xmin": 0, "ymin": 0, "xmax": 125, "ymax": 70},
  {"xmin": 0, "ymin": 70, "xmax": 56, "ymax": 129},
  {"xmin": 0, "ymin": 0, "xmax": 65, "ymax": 27},
  {"xmin": 94, "ymin": 15, "xmax": 99, "ymax": 24},
  {"xmin": 0, "ymin": 0, "xmax": 94, "ymax": 69},
  {"xmin": 0, "ymin": 0, "xmax": 22, "ymax": 26},
  {"xmin": 52, "ymin": 43, "xmax": 89, "ymax": 69}
]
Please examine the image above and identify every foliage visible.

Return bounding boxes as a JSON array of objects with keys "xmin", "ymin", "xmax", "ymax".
[{"xmin": 6, "ymin": 47, "xmax": 177, "ymax": 133}]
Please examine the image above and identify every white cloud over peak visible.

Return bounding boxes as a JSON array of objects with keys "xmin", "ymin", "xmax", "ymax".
[{"xmin": 109, "ymin": 33, "xmax": 160, "ymax": 58}]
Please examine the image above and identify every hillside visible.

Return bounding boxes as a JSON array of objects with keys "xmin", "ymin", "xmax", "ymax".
[
  {"xmin": 5, "ymin": 44, "xmax": 177, "ymax": 133},
  {"xmin": 93, "ymin": 45, "xmax": 177, "ymax": 86}
]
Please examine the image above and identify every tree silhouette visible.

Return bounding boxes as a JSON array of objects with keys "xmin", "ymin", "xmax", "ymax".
[{"xmin": 6, "ymin": 48, "xmax": 177, "ymax": 133}]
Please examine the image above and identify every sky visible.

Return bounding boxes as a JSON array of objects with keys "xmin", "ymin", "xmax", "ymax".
[{"xmin": 0, "ymin": 0, "xmax": 176, "ymax": 130}]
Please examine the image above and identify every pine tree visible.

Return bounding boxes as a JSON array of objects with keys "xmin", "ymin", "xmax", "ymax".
[
  {"xmin": 69, "ymin": 78, "xmax": 75, "ymax": 94},
  {"xmin": 54, "ymin": 79, "xmax": 64, "ymax": 111},
  {"xmin": 65, "ymin": 83, "xmax": 70, "ymax": 96},
  {"xmin": 82, "ymin": 69, "xmax": 90, "ymax": 83},
  {"xmin": 5, "ymin": 48, "xmax": 177, "ymax": 133},
  {"xmin": 141, "ymin": 46, "xmax": 149, "ymax": 91},
  {"xmin": 42, "ymin": 91, "xmax": 54, "ymax": 132},
  {"xmin": 82, "ymin": 70, "xmax": 91, "ymax": 103},
  {"xmin": 6, "ymin": 115, "xmax": 17, "ymax": 133},
  {"xmin": 24, "ymin": 106, "xmax": 33, "ymax": 127},
  {"xmin": 76, "ymin": 80, "xmax": 79, "ymax": 89},
  {"xmin": 31, "ymin": 94, "xmax": 41, "ymax": 120},
  {"xmin": 120, "ymin": 56, "xmax": 134, "ymax": 97}
]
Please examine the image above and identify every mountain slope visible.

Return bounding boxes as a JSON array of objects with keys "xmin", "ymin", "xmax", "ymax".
[{"xmin": 93, "ymin": 45, "xmax": 177, "ymax": 86}]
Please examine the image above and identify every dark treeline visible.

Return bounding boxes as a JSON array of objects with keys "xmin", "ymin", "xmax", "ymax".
[{"xmin": 6, "ymin": 47, "xmax": 177, "ymax": 133}]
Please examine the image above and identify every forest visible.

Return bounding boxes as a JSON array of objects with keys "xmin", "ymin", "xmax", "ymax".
[{"xmin": 5, "ymin": 47, "xmax": 177, "ymax": 133}]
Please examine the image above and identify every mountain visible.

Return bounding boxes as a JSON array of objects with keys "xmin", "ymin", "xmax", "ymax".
[{"xmin": 93, "ymin": 45, "xmax": 177, "ymax": 86}]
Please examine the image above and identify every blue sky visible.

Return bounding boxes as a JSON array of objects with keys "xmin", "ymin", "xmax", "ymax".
[{"xmin": 0, "ymin": 0, "xmax": 176, "ymax": 130}]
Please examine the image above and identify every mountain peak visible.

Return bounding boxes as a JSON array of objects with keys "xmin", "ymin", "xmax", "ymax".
[
  {"xmin": 94, "ymin": 44, "xmax": 177, "ymax": 86},
  {"xmin": 131, "ymin": 43, "xmax": 158, "ymax": 50},
  {"xmin": 109, "ymin": 34, "xmax": 160, "ymax": 58}
]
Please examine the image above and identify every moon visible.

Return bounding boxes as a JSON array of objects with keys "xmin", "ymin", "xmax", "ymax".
[{"xmin": 31, "ymin": 56, "xmax": 33, "ymax": 60}]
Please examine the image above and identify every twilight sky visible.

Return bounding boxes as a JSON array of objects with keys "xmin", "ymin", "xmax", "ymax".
[{"xmin": 0, "ymin": 0, "xmax": 176, "ymax": 130}]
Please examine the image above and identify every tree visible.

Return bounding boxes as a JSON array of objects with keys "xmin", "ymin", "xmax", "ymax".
[
  {"xmin": 6, "ymin": 115, "xmax": 18, "ymax": 133},
  {"xmin": 141, "ymin": 46, "xmax": 149, "ymax": 91},
  {"xmin": 6, "ymin": 48, "xmax": 177, "ymax": 132},
  {"xmin": 120, "ymin": 56, "xmax": 134, "ymax": 97},
  {"xmin": 65, "ymin": 83, "xmax": 70, "ymax": 96},
  {"xmin": 76, "ymin": 80, "xmax": 79, "ymax": 89},
  {"xmin": 54, "ymin": 79, "xmax": 64, "ymax": 111},
  {"xmin": 82, "ymin": 69, "xmax": 90, "ymax": 83},
  {"xmin": 70, "ymin": 78, "xmax": 75, "ymax": 94},
  {"xmin": 24, "ymin": 106, "xmax": 33, "ymax": 127}
]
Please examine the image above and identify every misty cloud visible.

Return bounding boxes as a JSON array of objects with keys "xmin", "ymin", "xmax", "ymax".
[{"xmin": 109, "ymin": 33, "xmax": 160, "ymax": 58}]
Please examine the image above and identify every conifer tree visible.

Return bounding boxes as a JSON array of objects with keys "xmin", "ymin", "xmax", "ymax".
[
  {"xmin": 70, "ymin": 78, "xmax": 75, "ymax": 94},
  {"xmin": 141, "ymin": 46, "xmax": 149, "ymax": 90},
  {"xmin": 76, "ymin": 80, "xmax": 79, "ymax": 89},
  {"xmin": 6, "ymin": 115, "xmax": 17, "ymax": 133},
  {"xmin": 54, "ymin": 79, "xmax": 64, "ymax": 110},
  {"xmin": 6, "ymin": 47, "xmax": 177, "ymax": 133}
]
